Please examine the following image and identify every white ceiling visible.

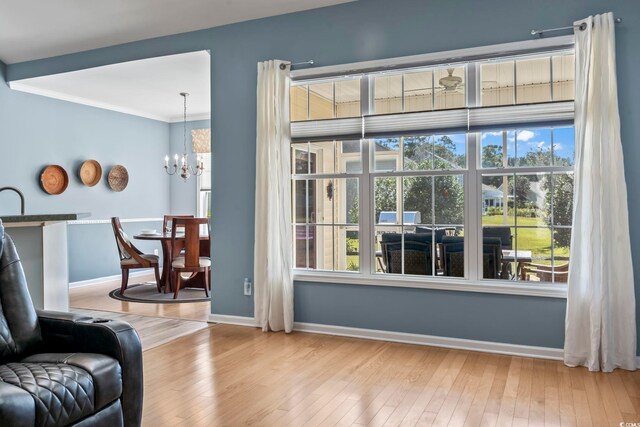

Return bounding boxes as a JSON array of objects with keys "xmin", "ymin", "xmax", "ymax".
[
  {"xmin": 0, "ymin": 0, "xmax": 353, "ymax": 64},
  {"xmin": 10, "ymin": 51, "xmax": 211, "ymax": 123}
]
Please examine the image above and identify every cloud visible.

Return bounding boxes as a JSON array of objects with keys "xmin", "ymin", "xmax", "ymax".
[{"xmin": 517, "ymin": 130, "xmax": 535, "ymax": 141}]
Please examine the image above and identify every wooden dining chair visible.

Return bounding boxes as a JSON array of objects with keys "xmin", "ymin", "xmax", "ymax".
[
  {"xmin": 169, "ymin": 217, "xmax": 211, "ymax": 299},
  {"xmin": 111, "ymin": 217, "xmax": 162, "ymax": 294},
  {"xmin": 162, "ymin": 215, "xmax": 194, "ymax": 235}
]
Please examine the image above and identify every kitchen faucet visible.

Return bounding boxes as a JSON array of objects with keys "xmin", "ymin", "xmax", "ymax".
[{"xmin": 0, "ymin": 187, "xmax": 25, "ymax": 215}]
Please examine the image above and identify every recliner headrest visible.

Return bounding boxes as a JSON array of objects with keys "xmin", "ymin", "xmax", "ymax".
[{"xmin": 0, "ymin": 219, "xmax": 4, "ymax": 258}]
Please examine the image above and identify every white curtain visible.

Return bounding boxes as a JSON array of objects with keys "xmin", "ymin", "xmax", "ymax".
[
  {"xmin": 564, "ymin": 12, "xmax": 636, "ymax": 372},
  {"xmin": 254, "ymin": 60, "xmax": 294, "ymax": 332}
]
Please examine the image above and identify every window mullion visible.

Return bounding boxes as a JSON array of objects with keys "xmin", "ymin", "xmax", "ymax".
[
  {"xmin": 360, "ymin": 138, "xmax": 372, "ymax": 275},
  {"xmin": 467, "ymin": 132, "xmax": 480, "ymax": 281}
]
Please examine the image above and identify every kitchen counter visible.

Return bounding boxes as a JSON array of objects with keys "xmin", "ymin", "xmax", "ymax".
[
  {"xmin": 1, "ymin": 213, "xmax": 90, "ymax": 311},
  {"xmin": 1, "ymin": 213, "xmax": 89, "ymax": 224}
]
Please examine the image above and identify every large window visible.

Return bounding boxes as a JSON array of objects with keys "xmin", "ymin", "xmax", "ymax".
[{"xmin": 290, "ymin": 45, "xmax": 575, "ymax": 289}]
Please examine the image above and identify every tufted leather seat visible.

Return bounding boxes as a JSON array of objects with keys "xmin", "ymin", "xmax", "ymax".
[{"xmin": 0, "ymin": 221, "xmax": 143, "ymax": 427}]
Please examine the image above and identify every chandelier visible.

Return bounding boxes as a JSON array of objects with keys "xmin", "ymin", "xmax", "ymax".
[{"xmin": 164, "ymin": 92, "xmax": 204, "ymax": 181}]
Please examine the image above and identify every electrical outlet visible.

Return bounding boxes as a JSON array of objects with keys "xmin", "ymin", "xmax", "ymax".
[
  {"xmin": 153, "ymin": 249, "xmax": 159, "ymax": 256},
  {"xmin": 243, "ymin": 278, "xmax": 252, "ymax": 296}
]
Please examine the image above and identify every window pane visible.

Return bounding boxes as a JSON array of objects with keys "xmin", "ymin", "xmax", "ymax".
[
  {"xmin": 482, "ymin": 174, "xmax": 514, "ymax": 226},
  {"xmin": 403, "ymin": 134, "xmax": 466, "ymax": 171},
  {"xmin": 434, "ymin": 175, "xmax": 464, "ymax": 227},
  {"xmin": 332, "ymin": 178, "xmax": 359, "ymax": 224},
  {"xmin": 374, "ymin": 74, "xmax": 402, "ymax": 114},
  {"xmin": 552, "ymin": 173, "xmax": 573, "ymax": 226},
  {"xmin": 374, "ymin": 137, "xmax": 401, "ymax": 171},
  {"xmin": 377, "ymin": 227, "xmax": 435, "ymax": 276},
  {"xmin": 292, "ymin": 180, "xmax": 309, "ymax": 223},
  {"xmin": 404, "ymin": 70, "xmax": 433, "ymax": 112},
  {"xmin": 335, "ymin": 79, "xmax": 361, "ymax": 118},
  {"xmin": 403, "ymin": 136, "xmax": 433, "ymax": 171},
  {"xmin": 515, "ymin": 227, "xmax": 552, "ymax": 282},
  {"xmin": 291, "ymin": 143, "xmax": 309, "ymax": 174},
  {"xmin": 480, "ymin": 130, "xmax": 516, "ymax": 168},
  {"xmin": 309, "ymin": 82, "xmax": 334, "ymax": 119},
  {"xmin": 309, "ymin": 141, "xmax": 335, "ymax": 174},
  {"xmin": 552, "ymin": 229, "xmax": 571, "ymax": 284},
  {"xmin": 434, "ymin": 67, "xmax": 465, "ymax": 110},
  {"xmin": 337, "ymin": 140, "xmax": 362, "ymax": 173},
  {"xmin": 481, "ymin": 61, "xmax": 514, "ymax": 106},
  {"xmin": 375, "ymin": 177, "xmax": 399, "ymax": 225},
  {"xmin": 314, "ymin": 225, "xmax": 334, "ymax": 271},
  {"xmin": 290, "ymin": 85, "xmax": 308, "ymax": 121},
  {"xmin": 514, "ymin": 173, "xmax": 548, "ymax": 226},
  {"xmin": 516, "ymin": 128, "xmax": 552, "ymax": 167},
  {"xmin": 553, "ymin": 127, "xmax": 575, "ymax": 166},
  {"xmin": 403, "ymin": 176, "xmax": 432, "ymax": 225},
  {"xmin": 434, "ymin": 134, "xmax": 466, "ymax": 170},
  {"xmin": 552, "ymin": 54, "xmax": 575, "ymax": 101},
  {"xmin": 337, "ymin": 226, "xmax": 359, "ymax": 272},
  {"xmin": 308, "ymin": 179, "xmax": 334, "ymax": 224},
  {"xmin": 516, "ymin": 57, "xmax": 551, "ymax": 104},
  {"xmin": 294, "ymin": 225, "xmax": 312, "ymax": 269}
]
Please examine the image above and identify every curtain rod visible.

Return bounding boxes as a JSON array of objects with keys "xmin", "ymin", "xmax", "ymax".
[
  {"xmin": 279, "ymin": 60, "xmax": 314, "ymax": 70},
  {"xmin": 531, "ymin": 17, "xmax": 621, "ymax": 36}
]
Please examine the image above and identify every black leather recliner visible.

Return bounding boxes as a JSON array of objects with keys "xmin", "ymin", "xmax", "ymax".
[{"xmin": 0, "ymin": 221, "xmax": 143, "ymax": 427}]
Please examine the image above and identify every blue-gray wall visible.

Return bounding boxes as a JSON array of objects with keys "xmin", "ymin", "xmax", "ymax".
[
  {"xmin": 169, "ymin": 119, "xmax": 210, "ymax": 215},
  {"xmin": 5, "ymin": 0, "xmax": 640, "ymax": 351},
  {"xmin": 0, "ymin": 61, "xmax": 170, "ymax": 282}
]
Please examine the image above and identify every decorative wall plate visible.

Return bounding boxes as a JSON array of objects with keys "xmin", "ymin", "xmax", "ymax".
[
  {"xmin": 40, "ymin": 165, "xmax": 69, "ymax": 195},
  {"xmin": 79, "ymin": 160, "xmax": 102, "ymax": 187},
  {"xmin": 108, "ymin": 165, "xmax": 129, "ymax": 192}
]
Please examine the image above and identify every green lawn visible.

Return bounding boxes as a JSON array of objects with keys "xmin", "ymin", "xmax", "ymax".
[{"xmin": 483, "ymin": 215, "xmax": 570, "ymax": 261}]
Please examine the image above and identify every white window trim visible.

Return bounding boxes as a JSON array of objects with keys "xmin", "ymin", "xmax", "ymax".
[
  {"xmin": 291, "ymin": 37, "xmax": 575, "ymax": 299},
  {"xmin": 293, "ymin": 271, "xmax": 567, "ymax": 299}
]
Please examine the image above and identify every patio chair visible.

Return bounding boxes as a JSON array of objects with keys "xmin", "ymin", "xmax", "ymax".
[
  {"xmin": 441, "ymin": 236, "xmax": 503, "ymax": 279},
  {"xmin": 380, "ymin": 232, "xmax": 433, "ymax": 275},
  {"xmin": 482, "ymin": 226, "xmax": 513, "ymax": 249},
  {"xmin": 522, "ymin": 262, "xmax": 569, "ymax": 283}
]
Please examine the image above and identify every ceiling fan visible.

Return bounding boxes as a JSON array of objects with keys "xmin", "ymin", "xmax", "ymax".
[{"xmin": 436, "ymin": 68, "xmax": 464, "ymax": 93}]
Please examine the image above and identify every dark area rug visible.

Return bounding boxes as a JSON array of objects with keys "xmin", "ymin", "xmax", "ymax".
[{"xmin": 109, "ymin": 282, "xmax": 210, "ymax": 304}]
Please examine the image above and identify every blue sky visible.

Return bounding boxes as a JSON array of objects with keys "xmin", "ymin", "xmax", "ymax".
[{"xmin": 481, "ymin": 127, "xmax": 575, "ymax": 165}]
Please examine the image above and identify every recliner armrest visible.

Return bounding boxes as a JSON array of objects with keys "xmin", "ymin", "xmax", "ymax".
[{"xmin": 36, "ymin": 310, "xmax": 143, "ymax": 427}]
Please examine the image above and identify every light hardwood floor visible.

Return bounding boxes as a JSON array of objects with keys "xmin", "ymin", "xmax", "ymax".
[
  {"xmin": 69, "ymin": 279, "xmax": 210, "ymax": 322},
  {"xmin": 141, "ymin": 324, "xmax": 640, "ymax": 427},
  {"xmin": 71, "ymin": 308, "xmax": 210, "ymax": 351},
  {"xmin": 70, "ymin": 282, "xmax": 640, "ymax": 426}
]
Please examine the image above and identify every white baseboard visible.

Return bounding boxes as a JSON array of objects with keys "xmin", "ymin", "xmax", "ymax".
[
  {"xmin": 69, "ymin": 270, "xmax": 155, "ymax": 288},
  {"xmin": 207, "ymin": 314, "xmax": 564, "ymax": 360},
  {"xmin": 208, "ymin": 314, "xmax": 257, "ymax": 327},
  {"xmin": 293, "ymin": 322, "xmax": 564, "ymax": 360}
]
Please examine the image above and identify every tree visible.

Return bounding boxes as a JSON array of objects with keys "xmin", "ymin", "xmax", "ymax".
[
  {"xmin": 542, "ymin": 173, "xmax": 573, "ymax": 247},
  {"xmin": 375, "ymin": 135, "xmax": 464, "ymax": 226}
]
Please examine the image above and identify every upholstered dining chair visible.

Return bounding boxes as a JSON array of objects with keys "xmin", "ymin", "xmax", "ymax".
[
  {"xmin": 111, "ymin": 217, "xmax": 161, "ymax": 294},
  {"xmin": 162, "ymin": 215, "xmax": 194, "ymax": 234},
  {"xmin": 169, "ymin": 217, "xmax": 211, "ymax": 299}
]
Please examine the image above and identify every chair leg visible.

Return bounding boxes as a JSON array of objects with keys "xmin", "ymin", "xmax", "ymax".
[
  {"xmin": 173, "ymin": 271, "xmax": 181, "ymax": 299},
  {"xmin": 153, "ymin": 265, "xmax": 162, "ymax": 293},
  {"xmin": 204, "ymin": 270, "xmax": 210, "ymax": 298},
  {"xmin": 120, "ymin": 269, "xmax": 129, "ymax": 294}
]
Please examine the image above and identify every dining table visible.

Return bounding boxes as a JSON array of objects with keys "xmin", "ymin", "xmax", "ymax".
[
  {"xmin": 134, "ymin": 231, "xmax": 210, "ymax": 292},
  {"xmin": 501, "ymin": 249, "xmax": 533, "ymax": 280}
]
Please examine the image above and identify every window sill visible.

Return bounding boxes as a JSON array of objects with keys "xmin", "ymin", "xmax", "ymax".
[{"xmin": 293, "ymin": 271, "xmax": 568, "ymax": 299}]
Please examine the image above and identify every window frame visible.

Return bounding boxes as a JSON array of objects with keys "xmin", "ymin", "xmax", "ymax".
[{"xmin": 291, "ymin": 37, "xmax": 575, "ymax": 299}]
